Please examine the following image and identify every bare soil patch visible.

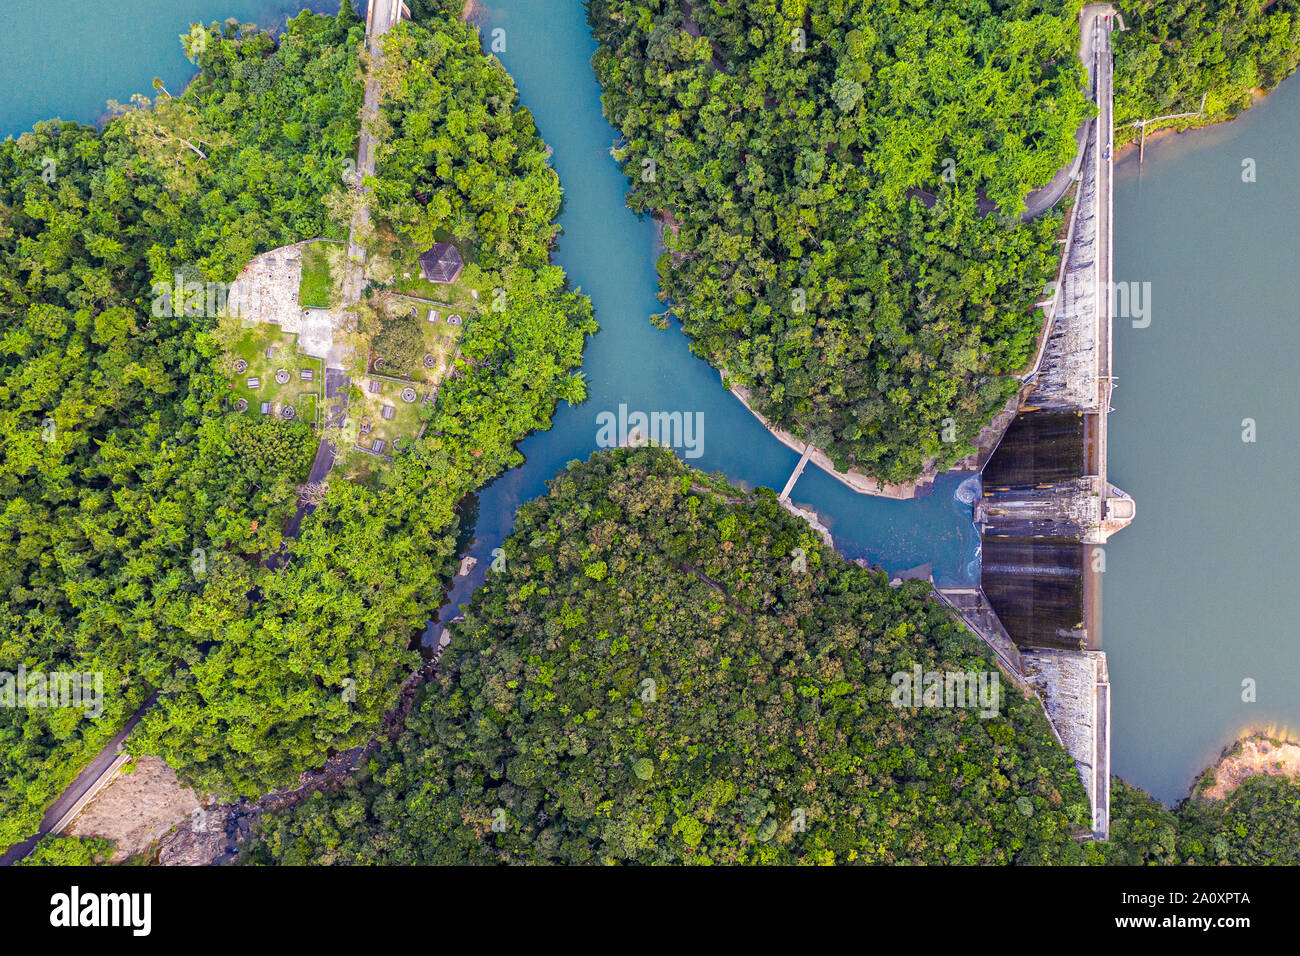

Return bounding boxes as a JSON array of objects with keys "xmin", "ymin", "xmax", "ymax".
[
  {"xmin": 67, "ymin": 756, "xmax": 203, "ymax": 863},
  {"xmin": 1197, "ymin": 735, "xmax": 1300, "ymax": 800}
]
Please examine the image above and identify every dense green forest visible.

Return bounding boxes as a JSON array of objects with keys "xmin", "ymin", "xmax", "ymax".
[
  {"xmin": 244, "ymin": 448, "xmax": 1097, "ymax": 864},
  {"xmin": 0, "ymin": 6, "xmax": 364, "ymax": 846},
  {"xmin": 18, "ymin": 834, "xmax": 116, "ymax": 866},
  {"xmin": 586, "ymin": 0, "xmax": 1091, "ymax": 483},
  {"xmin": 0, "ymin": 4, "xmax": 593, "ymax": 841},
  {"xmin": 1095, "ymin": 773, "xmax": 1300, "ymax": 865},
  {"xmin": 244, "ymin": 448, "xmax": 1300, "ymax": 866},
  {"xmin": 1114, "ymin": 0, "xmax": 1300, "ymax": 141}
]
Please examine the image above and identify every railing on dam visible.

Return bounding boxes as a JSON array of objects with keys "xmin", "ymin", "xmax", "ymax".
[{"xmin": 954, "ymin": 6, "xmax": 1125, "ymax": 843}]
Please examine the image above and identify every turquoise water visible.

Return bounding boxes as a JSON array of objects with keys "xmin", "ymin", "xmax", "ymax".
[
  {"xmin": 0, "ymin": 1, "xmax": 339, "ymax": 138},
  {"xmin": 438, "ymin": 0, "xmax": 981, "ymax": 624},
  {"xmin": 1108, "ymin": 73, "xmax": 1300, "ymax": 802}
]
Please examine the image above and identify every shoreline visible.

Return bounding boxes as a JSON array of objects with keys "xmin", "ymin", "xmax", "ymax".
[
  {"xmin": 724, "ymin": 373, "xmax": 935, "ymax": 499},
  {"xmin": 1187, "ymin": 732, "xmax": 1300, "ymax": 803},
  {"xmin": 1115, "ymin": 86, "xmax": 1273, "ymax": 157},
  {"xmin": 652, "ymin": 199, "xmax": 940, "ymax": 500},
  {"xmin": 647, "ymin": 161, "xmax": 1063, "ymax": 501}
]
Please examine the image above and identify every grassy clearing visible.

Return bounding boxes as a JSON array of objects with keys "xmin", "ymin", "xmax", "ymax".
[
  {"xmin": 417, "ymin": 305, "xmax": 461, "ymax": 385},
  {"xmin": 297, "ymin": 392, "xmax": 318, "ymax": 425},
  {"xmin": 366, "ymin": 225, "xmax": 480, "ymax": 309},
  {"xmin": 339, "ymin": 226, "xmax": 477, "ymax": 471},
  {"xmin": 349, "ymin": 376, "xmax": 428, "ymax": 458},
  {"xmin": 299, "ymin": 241, "xmax": 340, "ymax": 309},
  {"xmin": 372, "ymin": 293, "xmax": 464, "ymax": 384},
  {"xmin": 390, "ymin": 272, "xmax": 479, "ymax": 309},
  {"xmin": 225, "ymin": 325, "xmax": 323, "ymax": 425}
]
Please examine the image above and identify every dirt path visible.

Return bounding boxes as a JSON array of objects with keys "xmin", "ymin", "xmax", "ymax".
[{"xmin": 342, "ymin": 0, "xmax": 401, "ymax": 303}]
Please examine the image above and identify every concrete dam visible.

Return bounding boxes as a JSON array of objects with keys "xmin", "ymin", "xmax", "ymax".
[{"xmin": 941, "ymin": 9, "xmax": 1132, "ymax": 841}]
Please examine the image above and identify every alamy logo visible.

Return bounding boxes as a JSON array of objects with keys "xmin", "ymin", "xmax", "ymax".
[
  {"xmin": 151, "ymin": 273, "xmax": 241, "ymax": 319},
  {"xmin": 1058, "ymin": 274, "xmax": 1152, "ymax": 328},
  {"xmin": 0, "ymin": 666, "xmax": 102, "ymax": 718},
  {"xmin": 50, "ymin": 886, "xmax": 151, "ymax": 936},
  {"xmin": 595, "ymin": 404, "xmax": 704, "ymax": 459},
  {"xmin": 890, "ymin": 666, "xmax": 1000, "ymax": 718}
]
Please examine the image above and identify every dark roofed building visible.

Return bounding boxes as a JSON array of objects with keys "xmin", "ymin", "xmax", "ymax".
[{"xmin": 418, "ymin": 242, "xmax": 464, "ymax": 284}]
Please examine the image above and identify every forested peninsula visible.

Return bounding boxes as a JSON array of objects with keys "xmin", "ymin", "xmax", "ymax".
[
  {"xmin": 244, "ymin": 448, "xmax": 1300, "ymax": 865},
  {"xmin": 586, "ymin": 0, "xmax": 1300, "ymax": 484},
  {"xmin": 0, "ymin": 3, "xmax": 593, "ymax": 842},
  {"xmin": 246, "ymin": 448, "xmax": 1096, "ymax": 864},
  {"xmin": 587, "ymin": 0, "xmax": 1091, "ymax": 484}
]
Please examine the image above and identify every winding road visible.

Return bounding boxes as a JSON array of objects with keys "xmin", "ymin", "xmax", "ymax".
[{"xmin": 911, "ymin": 4, "xmax": 1114, "ymax": 222}]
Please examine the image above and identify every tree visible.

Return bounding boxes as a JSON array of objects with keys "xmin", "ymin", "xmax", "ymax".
[{"xmin": 109, "ymin": 93, "xmax": 230, "ymax": 194}]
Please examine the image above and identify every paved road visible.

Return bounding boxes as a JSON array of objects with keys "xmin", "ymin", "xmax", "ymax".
[
  {"xmin": 279, "ymin": 441, "xmax": 338, "ymax": 547},
  {"xmin": 1093, "ymin": 12, "xmax": 1115, "ymax": 480},
  {"xmin": 281, "ymin": 0, "xmax": 391, "ymax": 553},
  {"xmin": 0, "ymin": 693, "xmax": 158, "ymax": 866},
  {"xmin": 271, "ymin": 368, "xmax": 350, "ymax": 557},
  {"xmin": 1085, "ymin": 8, "xmax": 1116, "ymax": 842},
  {"xmin": 911, "ymin": 4, "xmax": 1114, "ymax": 221},
  {"xmin": 1020, "ymin": 4, "xmax": 1114, "ymax": 219},
  {"xmin": 282, "ymin": 0, "xmax": 386, "ymax": 553},
  {"xmin": 1095, "ymin": 678, "xmax": 1111, "ymax": 839}
]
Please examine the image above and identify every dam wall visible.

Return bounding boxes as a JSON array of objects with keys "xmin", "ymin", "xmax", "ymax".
[{"xmin": 952, "ymin": 9, "xmax": 1128, "ymax": 841}]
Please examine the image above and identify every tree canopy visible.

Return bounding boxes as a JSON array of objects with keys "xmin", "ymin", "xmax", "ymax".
[
  {"xmin": 244, "ymin": 449, "xmax": 1300, "ymax": 866},
  {"xmin": 1114, "ymin": 0, "xmax": 1300, "ymax": 141},
  {"xmin": 1, "ymin": 6, "xmax": 593, "ymax": 839},
  {"xmin": 244, "ymin": 447, "xmax": 1097, "ymax": 864},
  {"xmin": 587, "ymin": 0, "xmax": 1091, "ymax": 482}
]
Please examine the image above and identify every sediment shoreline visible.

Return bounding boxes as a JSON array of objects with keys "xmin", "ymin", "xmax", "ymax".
[
  {"xmin": 1115, "ymin": 86, "xmax": 1273, "ymax": 155},
  {"xmin": 725, "ymin": 374, "xmax": 935, "ymax": 499},
  {"xmin": 1190, "ymin": 733, "xmax": 1300, "ymax": 802}
]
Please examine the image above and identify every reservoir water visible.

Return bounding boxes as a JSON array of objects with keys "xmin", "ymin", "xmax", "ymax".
[
  {"xmin": 2, "ymin": 0, "xmax": 1292, "ymax": 804},
  {"xmin": 436, "ymin": 0, "xmax": 981, "ymax": 627},
  {"xmin": 1109, "ymin": 72, "xmax": 1300, "ymax": 802},
  {"xmin": 0, "ymin": 0, "xmax": 335, "ymax": 137}
]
